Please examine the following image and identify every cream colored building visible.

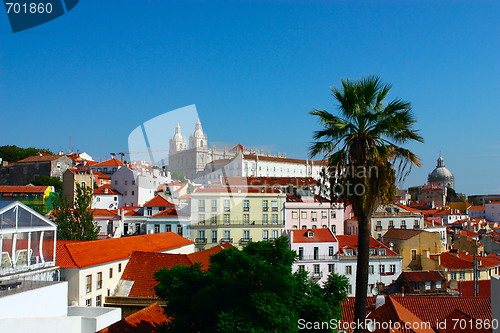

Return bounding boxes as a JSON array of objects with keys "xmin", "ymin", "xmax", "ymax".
[
  {"xmin": 190, "ymin": 188, "xmax": 286, "ymax": 250},
  {"xmin": 63, "ymin": 168, "xmax": 94, "ymax": 203}
]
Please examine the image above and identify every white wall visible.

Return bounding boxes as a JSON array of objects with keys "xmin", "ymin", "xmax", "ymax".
[
  {"xmin": 492, "ymin": 276, "xmax": 500, "ymax": 328},
  {"xmin": 0, "ymin": 281, "xmax": 68, "ymax": 319}
]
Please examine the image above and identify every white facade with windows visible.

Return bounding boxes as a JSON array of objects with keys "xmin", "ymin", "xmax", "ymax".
[{"xmin": 370, "ymin": 204, "xmax": 424, "ymax": 240}]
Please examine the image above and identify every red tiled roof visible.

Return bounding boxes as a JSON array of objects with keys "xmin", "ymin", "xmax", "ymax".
[
  {"xmin": 97, "ymin": 302, "xmax": 169, "ymax": 333},
  {"xmin": 194, "ymin": 188, "xmax": 281, "ymax": 194},
  {"xmin": 93, "ymin": 158, "xmax": 124, "ymax": 167},
  {"xmin": 93, "ymin": 171, "xmax": 111, "ymax": 180},
  {"xmin": 468, "ymin": 205, "xmax": 485, "ymax": 211},
  {"xmin": 143, "ymin": 195, "xmax": 175, "ymax": 207},
  {"xmin": 291, "ymin": 228, "xmax": 336, "ymax": 243},
  {"xmin": 56, "ymin": 232, "xmax": 194, "ymax": 269},
  {"xmin": 336, "ymin": 235, "xmax": 399, "ymax": 255},
  {"xmin": 94, "ymin": 186, "xmax": 121, "ymax": 195},
  {"xmin": 16, "ymin": 155, "xmax": 61, "ymax": 163},
  {"xmin": 341, "ymin": 296, "xmax": 376, "ymax": 323},
  {"xmin": 395, "ymin": 203, "xmax": 422, "ymax": 212},
  {"xmin": 459, "ymin": 230, "xmax": 480, "ymax": 237},
  {"xmin": 91, "ymin": 209, "xmax": 119, "ymax": 216},
  {"xmin": 438, "ymin": 309, "xmax": 492, "ymax": 333},
  {"xmin": 0, "ymin": 185, "xmax": 49, "ymax": 194},
  {"xmin": 120, "ymin": 244, "xmax": 231, "ymax": 298},
  {"xmin": 124, "ymin": 209, "xmax": 142, "ymax": 216},
  {"xmin": 150, "ymin": 207, "xmax": 189, "ymax": 218},
  {"xmin": 399, "ymin": 271, "xmax": 445, "ymax": 282},
  {"xmin": 391, "ymin": 296, "xmax": 491, "ymax": 323}
]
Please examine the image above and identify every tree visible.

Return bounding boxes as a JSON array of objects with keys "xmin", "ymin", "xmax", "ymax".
[
  {"xmin": 309, "ymin": 76, "xmax": 423, "ymax": 332},
  {"xmin": 29, "ymin": 175, "xmax": 63, "ymax": 193},
  {"xmin": 154, "ymin": 237, "xmax": 349, "ymax": 333},
  {"xmin": 0, "ymin": 145, "xmax": 53, "ymax": 163},
  {"xmin": 171, "ymin": 170, "xmax": 187, "ymax": 183},
  {"xmin": 51, "ymin": 183, "xmax": 100, "ymax": 240}
]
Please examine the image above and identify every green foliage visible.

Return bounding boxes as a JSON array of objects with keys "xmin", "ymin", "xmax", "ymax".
[
  {"xmin": 187, "ymin": 183, "xmax": 195, "ymax": 194},
  {"xmin": 0, "ymin": 145, "xmax": 53, "ymax": 163},
  {"xmin": 154, "ymin": 237, "xmax": 348, "ymax": 333},
  {"xmin": 51, "ymin": 183, "xmax": 100, "ymax": 240},
  {"xmin": 29, "ymin": 175, "xmax": 63, "ymax": 193},
  {"xmin": 171, "ymin": 171, "xmax": 187, "ymax": 183}
]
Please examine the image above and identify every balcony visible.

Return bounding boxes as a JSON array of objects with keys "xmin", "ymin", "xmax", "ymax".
[
  {"xmin": 239, "ymin": 238, "xmax": 252, "ymax": 245},
  {"xmin": 297, "ymin": 255, "xmax": 338, "ymax": 261},
  {"xmin": 375, "ymin": 226, "xmax": 383, "ymax": 231},
  {"xmin": 401, "ymin": 225, "xmax": 407, "ymax": 229},
  {"xmin": 199, "ymin": 207, "xmax": 205, "ymax": 212},
  {"xmin": 311, "ymin": 272, "xmax": 323, "ymax": 280},
  {"xmin": 220, "ymin": 238, "xmax": 233, "ymax": 244},
  {"xmin": 195, "ymin": 238, "xmax": 207, "ymax": 244},
  {"xmin": 380, "ymin": 271, "xmax": 395, "ymax": 276},
  {"xmin": 272, "ymin": 207, "xmax": 278, "ymax": 212}
]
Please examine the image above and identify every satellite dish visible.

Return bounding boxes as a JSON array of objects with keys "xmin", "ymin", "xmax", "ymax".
[{"xmin": 372, "ymin": 287, "xmax": 379, "ymax": 295}]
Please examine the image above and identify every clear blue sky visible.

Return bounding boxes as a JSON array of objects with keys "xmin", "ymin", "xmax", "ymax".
[{"xmin": 1, "ymin": 1, "xmax": 499, "ymax": 195}]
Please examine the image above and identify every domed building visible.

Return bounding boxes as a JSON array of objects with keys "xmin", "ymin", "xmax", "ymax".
[{"xmin": 427, "ymin": 155, "xmax": 454, "ymax": 189}]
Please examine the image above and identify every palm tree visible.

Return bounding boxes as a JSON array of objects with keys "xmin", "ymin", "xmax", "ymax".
[{"xmin": 310, "ymin": 76, "xmax": 423, "ymax": 332}]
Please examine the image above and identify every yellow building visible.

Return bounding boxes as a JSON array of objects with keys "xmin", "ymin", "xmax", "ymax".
[
  {"xmin": 63, "ymin": 168, "xmax": 94, "ymax": 203},
  {"xmin": 190, "ymin": 188, "xmax": 286, "ymax": 250},
  {"xmin": 382, "ymin": 228, "xmax": 443, "ymax": 271}
]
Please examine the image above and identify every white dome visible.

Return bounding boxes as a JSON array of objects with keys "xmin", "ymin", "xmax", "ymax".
[{"xmin": 427, "ymin": 155, "xmax": 454, "ymax": 189}]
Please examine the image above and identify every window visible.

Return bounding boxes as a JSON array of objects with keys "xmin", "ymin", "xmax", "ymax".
[
  {"xmin": 177, "ymin": 224, "xmax": 183, "ymax": 236},
  {"xmin": 414, "ymin": 281, "xmax": 420, "ymax": 290},
  {"xmin": 109, "ymin": 268, "xmax": 113, "ymax": 279},
  {"xmin": 378, "ymin": 248, "xmax": 386, "ymax": 256},
  {"xmin": 331, "ymin": 225, "xmax": 336, "ymax": 234},
  {"xmin": 263, "ymin": 214, "xmax": 268, "ymax": 225},
  {"xmin": 311, "ymin": 211, "xmax": 317, "ymax": 221},
  {"xmin": 313, "ymin": 264, "xmax": 320, "ymax": 276},
  {"xmin": 301, "ymin": 211, "xmax": 307, "ymax": 219},
  {"xmin": 436, "ymin": 280, "xmax": 442, "ymax": 289},
  {"xmin": 212, "ymin": 200, "xmax": 217, "ymax": 212},
  {"xmin": 322, "ymin": 211, "xmax": 327, "ymax": 219},
  {"xmin": 369, "ymin": 249, "xmax": 376, "ymax": 256},
  {"xmin": 211, "ymin": 231, "xmax": 217, "ymax": 243},
  {"xmin": 97, "ymin": 272, "xmax": 102, "ymax": 290},
  {"xmin": 243, "ymin": 214, "xmax": 250, "ymax": 224},
  {"xmin": 165, "ymin": 224, "xmax": 172, "ymax": 232},
  {"xmin": 369, "ymin": 265, "xmax": 374, "ymax": 274},
  {"xmin": 263, "ymin": 200, "xmax": 268, "ymax": 211},
  {"xmin": 379, "ymin": 265, "xmax": 385, "ymax": 274},
  {"xmin": 224, "ymin": 214, "xmax": 230, "ymax": 225},
  {"xmin": 425, "ymin": 281, "xmax": 431, "ymax": 290},
  {"xmin": 243, "ymin": 230, "xmax": 250, "ymax": 241},
  {"xmin": 389, "ymin": 220, "xmax": 394, "ymax": 229},
  {"xmin": 198, "ymin": 230, "xmax": 205, "ymax": 241},
  {"xmin": 331, "ymin": 211, "xmax": 336, "ymax": 219},
  {"xmin": 147, "ymin": 207, "xmax": 152, "ymax": 216},
  {"xmin": 401, "ymin": 220, "xmax": 407, "ymax": 229},
  {"xmin": 125, "ymin": 191, "xmax": 128, "ymax": 196},
  {"xmin": 224, "ymin": 230, "xmax": 231, "ymax": 241},
  {"xmin": 298, "ymin": 265, "xmax": 305, "ymax": 272},
  {"xmin": 411, "ymin": 249, "xmax": 417, "ymax": 261},
  {"xmin": 390, "ymin": 265, "xmax": 396, "ymax": 273},
  {"xmin": 115, "ymin": 180, "xmax": 118, "ymax": 185},
  {"xmin": 86, "ymin": 275, "xmax": 92, "ymax": 293},
  {"xmin": 118, "ymin": 263, "xmax": 122, "ymax": 272},
  {"xmin": 301, "ymin": 225, "xmax": 307, "ymax": 229},
  {"xmin": 292, "ymin": 210, "xmax": 298, "ymax": 219},
  {"xmin": 348, "ymin": 285, "xmax": 352, "ymax": 294},
  {"xmin": 314, "ymin": 247, "xmax": 319, "ymax": 260},
  {"xmin": 459, "ymin": 272, "xmax": 465, "ymax": 280},
  {"xmin": 272, "ymin": 229, "xmax": 279, "ymax": 239},
  {"xmin": 113, "ymin": 196, "xmax": 117, "ymax": 201},
  {"xmin": 450, "ymin": 272, "xmax": 457, "ymax": 280},
  {"xmin": 329, "ymin": 246, "xmax": 334, "ymax": 256},
  {"xmin": 243, "ymin": 200, "xmax": 250, "ymax": 211},
  {"xmin": 272, "ymin": 214, "xmax": 278, "ymax": 225},
  {"xmin": 132, "ymin": 180, "xmax": 135, "ymax": 185},
  {"xmin": 414, "ymin": 219, "xmax": 419, "ymax": 229},
  {"xmin": 272, "ymin": 200, "xmax": 278, "ymax": 211},
  {"xmin": 86, "ymin": 298, "xmax": 91, "ymax": 307},
  {"xmin": 131, "ymin": 191, "xmax": 135, "ymax": 196},
  {"xmin": 212, "ymin": 214, "xmax": 218, "ymax": 224},
  {"xmin": 96, "ymin": 295, "xmax": 102, "ymax": 307},
  {"xmin": 199, "ymin": 200, "xmax": 205, "ymax": 212},
  {"xmin": 328, "ymin": 264, "xmax": 335, "ymax": 273},
  {"xmin": 263, "ymin": 230, "xmax": 269, "ymax": 241},
  {"xmin": 346, "ymin": 266, "xmax": 352, "ymax": 275},
  {"xmin": 376, "ymin": 220, "xmax": 382, "ymax": 230},
  {"xmin": 224, "ymin": 199, "xmax": 230, "ymax": 211},
  {"xmin": 154, "ymin": 224, "xmax": 160, "ymax": 233},
  {"xmin": 199, "ymin": 214, "xmax": 205, "ymax": 224},
  {"xmin": 125, "ymin": 180, "xmax": 128, "ymax": 185}
]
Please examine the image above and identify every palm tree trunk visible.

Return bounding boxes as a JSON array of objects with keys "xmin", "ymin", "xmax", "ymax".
[{"xmin": 353, "ymin": 213, "xmax": 370, "ymax": 333}]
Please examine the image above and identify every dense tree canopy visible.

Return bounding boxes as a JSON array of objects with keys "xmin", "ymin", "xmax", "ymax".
[
  {"xmin": 154, "ymin": 237, "xmax": 348, "ymax": 333},
  {"xmin": 29, "ymin": 175, "xmax": 64, "ymax": 193},
  {"xmin": 0, "ymin": 145, "xmax": 53, "ymax": 164},
  {"xmin": 51, "ymin": 183, "xmax": 100, "ymax": 240},
  {"xmin": 310, "ymin": 76, "xmax": 423, "ymax": 331}
]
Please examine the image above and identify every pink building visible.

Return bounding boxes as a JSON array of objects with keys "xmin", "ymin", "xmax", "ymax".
[{"xmin": 284, "ymin": 194, "xmax": 348, "ymax": 235}]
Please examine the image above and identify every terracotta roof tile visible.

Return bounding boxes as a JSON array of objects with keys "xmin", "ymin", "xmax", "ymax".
[
  {"xmin": 91, "ymin": 209, "xmax": 119, "ymax": 216},
  {"xmin": 291, "ymin": 228, "xmax": 336, "ymax": 243},
  {"xmin": 56, "ymin": 232, "xmax": 194, "ymax": 269},
  {"xmin": 336, "ymin": 235, "xmax": 399, "ymax": 256},
  {"xmin": 150, "ymin": 207, "xmax": 189, "ymax": 218},
  {"xmin": 16, "ymin": 155, "xmax": 61, "ymax": 163},
  {"xmin": 143, "ymin": 195, "xmax": 175, "ymax": 207},
  {"xmin": 0, "ymin": 185, "xmax": 49, "ymax": 194},
  {"xmin": 449, "ymin": 279, "xmax": 491, "ymax": 297},
  {"xmin": 97, "ymin": 302, "xmax": 169, "ymax": 333},
  {"xmin": 468, "ymin": 205, "xmax": 485, "ymax": 211},
  {"xmin": 437, "ymin": 309, "xmax": 491, "ymax": 333}
]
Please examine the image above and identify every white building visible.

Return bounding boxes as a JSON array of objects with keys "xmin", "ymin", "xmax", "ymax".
[
  {"xmin": 370, "ymin": 204, "xmax": 424, "ymax": 240},
  {"xmin": 57, "ymin": 232, "xmax": 195, "ymax": 307},
  {"xmin": 336, "ymin": 235, "xmax": 403, "ymax": 297},
  {"xmin": 288, "ymin": 228, "xmax": 338, "ymax": 285},
  {"xmin": 467, "ymin": 205, "xmax": 485, "ymax": 219},
  {"xmin": 111, "ymin": 165, "xmax": 168, "ymax": 207},
  {"xmin": 92, "ymin": 185, "xmax": 122, "ymax": 210},
  {"xmin": 485, "ymin": 201, "xmax": 500, "ymax": 223}
]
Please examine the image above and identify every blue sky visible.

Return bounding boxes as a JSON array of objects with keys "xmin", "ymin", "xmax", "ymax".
[{"xmin": 0, "ymin": 0, "xmax": 499, "ymax": 195}]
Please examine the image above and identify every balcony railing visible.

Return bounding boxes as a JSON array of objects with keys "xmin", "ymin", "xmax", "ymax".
[
  {"xmin": 380, "ymin": 271, "xmax": 395, "ymax": 276},
  {"xmin": 199, "ymin": 207, "xmax": 205, "ymax": 212},
  {"xmin": 239, "ymin": 238, "xmax": 252, "ymax": 244},
  {"xmin": 272, "ymin": 207, "xmax": 278, "ymax": 211},
  {"xmin": 195, "ymin": 238, "xmax": 207, "ymax": 244},
  {"xmin": 375, "ymin": 226, "xmax": 383, "ymax": 231},
  {"xmin": 220, "ymin": 238, "xmax": 233, "ymax": 244},
  {"xmin": 311, "ymin": 272, "xmax": 323, "ymax": 279},
  {"xmin": 298, "ymin": 255, "xmax": 338, "ymax": 261}
]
